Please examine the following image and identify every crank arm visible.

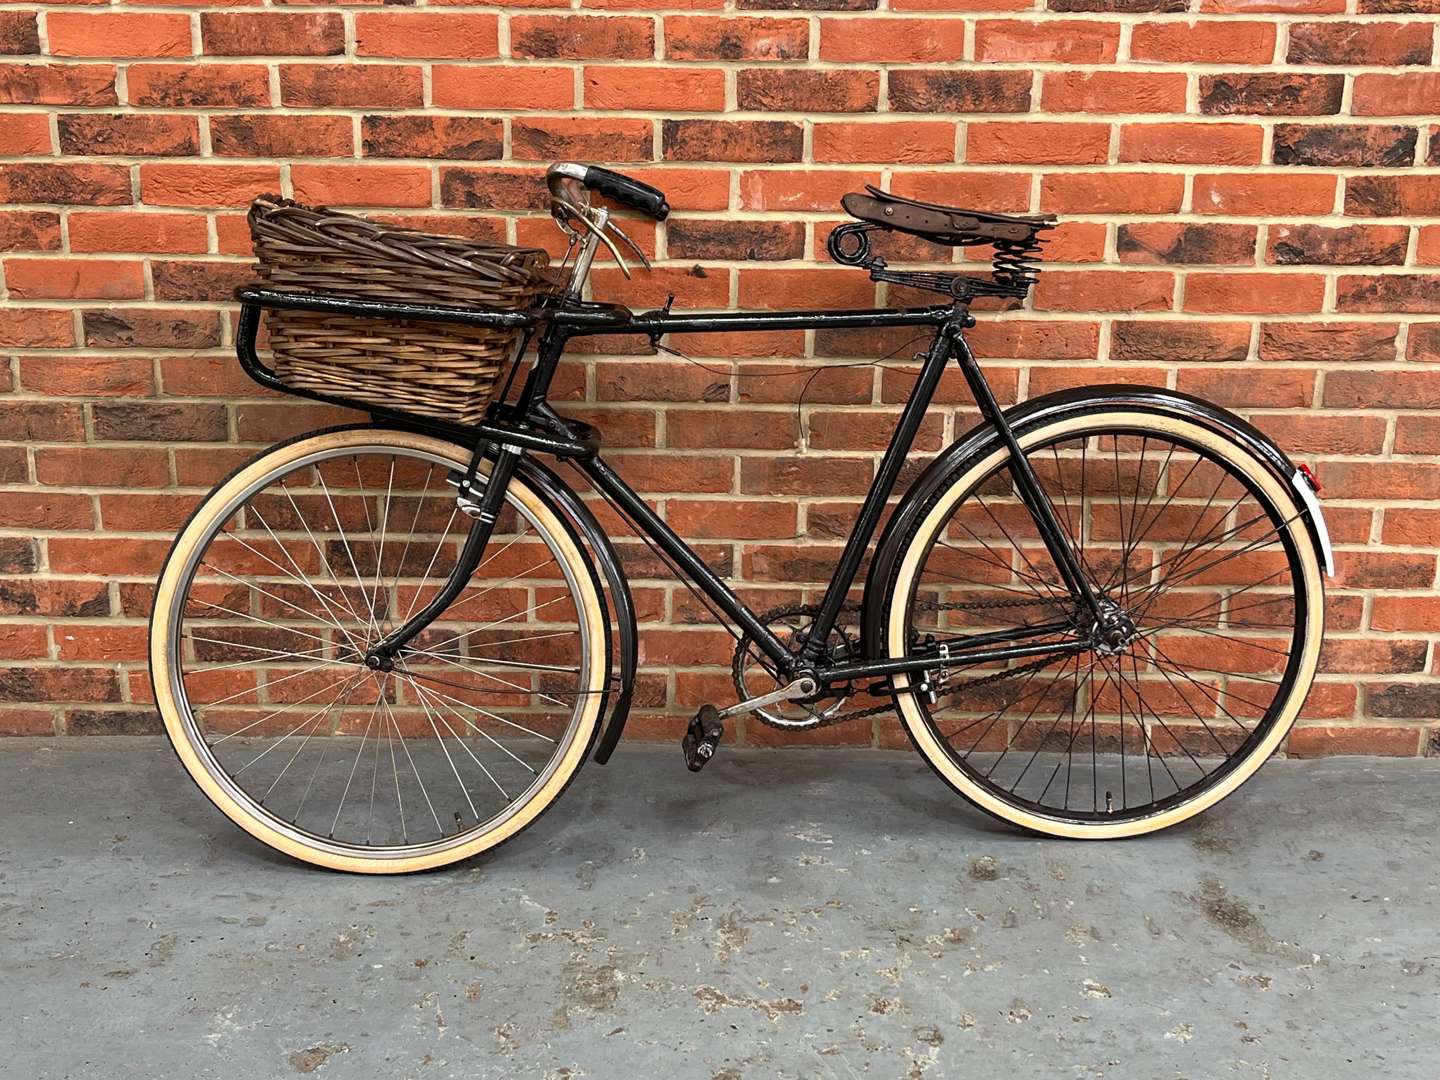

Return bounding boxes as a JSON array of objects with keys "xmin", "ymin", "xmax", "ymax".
[{"xmin": 719, "ymin": 676, "xmax": 818, "ymax": 720}]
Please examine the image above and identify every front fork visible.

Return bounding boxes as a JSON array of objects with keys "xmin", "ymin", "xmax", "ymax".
[{"xmin": 364, "ymin": 444, "xmax": 523, "ymax": 669}]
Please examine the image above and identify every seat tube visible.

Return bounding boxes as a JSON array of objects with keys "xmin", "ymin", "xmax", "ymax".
[{"xmin": 951, "ymin": 335, "xmax": 1104, "ymax": 619}]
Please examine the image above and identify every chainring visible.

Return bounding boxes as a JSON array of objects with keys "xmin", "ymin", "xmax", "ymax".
[{"xmin": 731, "ymin": 604, "xmax": 857, "ymax": 730}]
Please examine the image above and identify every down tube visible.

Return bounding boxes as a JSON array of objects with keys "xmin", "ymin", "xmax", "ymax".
[{"xmin": 574, "ymin": 455, "xmax": 794, "ymax": 666}]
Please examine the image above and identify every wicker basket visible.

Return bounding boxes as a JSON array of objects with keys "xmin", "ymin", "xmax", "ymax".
[{"xmin": 248, "ymin": 195, "xmax": 556, "ymax": 424}]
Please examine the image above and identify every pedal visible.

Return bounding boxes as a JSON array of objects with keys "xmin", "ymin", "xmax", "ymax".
[{"xmin": 681, "ymin": 705, "xmax": 724, "ymax": 772}]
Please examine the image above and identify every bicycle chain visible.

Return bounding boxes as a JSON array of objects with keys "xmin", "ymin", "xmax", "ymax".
[{"xmin": 735, "ymin": 596, "xmax": 1070, "ymax": 730}]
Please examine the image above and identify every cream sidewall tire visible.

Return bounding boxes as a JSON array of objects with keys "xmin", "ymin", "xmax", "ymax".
[
  {"xmin": 886, "ymin": 410, "xmax": 1326, "ymax": 840},
  {"xmin": 150, "ymin": 428, "xmax": 608, "ymax": 873}
]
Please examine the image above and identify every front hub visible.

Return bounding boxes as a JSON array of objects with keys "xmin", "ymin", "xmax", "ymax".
[{"xmin": 364, "ymin": 651, "xmax": 396, "ymax": 673}]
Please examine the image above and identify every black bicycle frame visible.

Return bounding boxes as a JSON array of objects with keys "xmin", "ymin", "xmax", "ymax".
[{"xmin": 234, "ymin": 287, "xmax": 1103, "ymax": 687}]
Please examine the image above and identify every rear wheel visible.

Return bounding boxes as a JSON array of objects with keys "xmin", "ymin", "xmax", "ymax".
[
  {"xmin": 883, "ymin": 408, "xmax": 1325, "ymax": 839},
  {"xmin": 150, "ymin": 428, "xmax": 607, "ymax": 872}
]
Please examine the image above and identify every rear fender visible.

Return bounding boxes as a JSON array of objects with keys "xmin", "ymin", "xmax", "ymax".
[{"xmin": 859, "ymin": 385, "xmax": 1335, "ymax": 654}]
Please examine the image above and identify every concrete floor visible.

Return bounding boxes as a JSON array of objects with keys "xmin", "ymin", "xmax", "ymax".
[{"xmin": 1, "ymin": 739, "xmax": 1436, "ymax": 1080}]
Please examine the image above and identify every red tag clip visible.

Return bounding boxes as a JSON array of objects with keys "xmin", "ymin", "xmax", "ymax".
[{"xmin": 1296, "ymin": 462, "xmax": 1321, "ymax": 493}]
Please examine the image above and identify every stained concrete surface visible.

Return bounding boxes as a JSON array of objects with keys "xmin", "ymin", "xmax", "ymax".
[{"xmin": 0, "ymin": 738, "xmax": 1436, "ymax": 1080}]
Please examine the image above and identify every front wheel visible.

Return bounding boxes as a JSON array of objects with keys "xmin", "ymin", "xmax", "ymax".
[
  {"xmin": 149, "ymin": 427, "xmax": 608, "ymax": 872},
  {"xmin": 882, "ymin": 407, "xmax": 1325, "ymax": 839}
]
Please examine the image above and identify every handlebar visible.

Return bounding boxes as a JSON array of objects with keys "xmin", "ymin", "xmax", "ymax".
[{"xmin": 546, "ymin": 162, "xmax": 669, "ymax": 221}]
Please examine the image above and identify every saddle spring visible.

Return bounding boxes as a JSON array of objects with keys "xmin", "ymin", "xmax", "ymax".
[{"xmin": 827, "ymin": 221, "xmax": 1049, "ymax": 302}]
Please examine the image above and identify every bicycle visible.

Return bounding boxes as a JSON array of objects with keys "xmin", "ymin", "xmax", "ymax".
[{"xmin": 149, "ymin": 162, "xmax": 1335, "ymax": 872}]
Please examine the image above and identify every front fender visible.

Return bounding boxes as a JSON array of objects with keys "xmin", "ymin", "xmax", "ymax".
[
  {"xmin": 860, "ymin": 385, "xmax": 1335, "ymax": 655},
  {"xmin": 512, "ymin": 456, "xmax": 637, "ymax": 765}
]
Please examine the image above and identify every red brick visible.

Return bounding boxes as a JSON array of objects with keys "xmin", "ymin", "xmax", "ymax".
[
  {"xmin": 664, "ymin": 119, "xmax": 802, "ymax": 163},
  {"xmin": 739, "ymin": 268, "xmax": 876, "ymax": 310},
  {"xmin": 0, "ymin": 64, "xmax": 117, "ymax": 106},
  {"xmin": 819, "ymin": 17, "xmax": 966, "ymax": 62},
  {"xmin": 129, "ymin": 63, "xmax": 269, "ymax": 108},
  {"xmin": 48, "ymin": 13, "xmax": 191, "ymax": 58},
  {"xmin": 1129, "ymin": 20, "xmax": 1276, "ymax": 63},
  {"xmin": 85, "ymin": 308, "xmax": 220, "ymax": 349},
  {"xmin": 1175, "ymin": 366, "xmax": 1316, "ymax": 408},
  {"xmin": 202, "ymin": 12, "xmax": 345, "ymax": 57},
  {"xmin": 290, "ymin": 165, "xmax": 433, "ymax": 208},
  {"xmin": 1041, "ymin": 173, "xmax": 1185, "ymax": 214},
  {"xmin": 280, "ymin": 65, "xmax": 422, "ymax": 108},
  {"xmin": 0, "ymin": 113, "xmax": 51, "ymax": 154},
  {"xmin": 0, "ymin": 309, "xmax": 73, "ymax": 348},
  {"xmin": 667, "ymin": 500, "xmax": 797, "ymax": 540},
  {"xmin": 1288, "ymin": 724, "xmax": 1419, "ymax": 758},
  {"xmin": 1259, "ymin": 322, "xmax": 1398, "ymax": 362},
  {"xmin": 740, "ymin": 169, "xmax": 880, "ymax": 212},
  {"xmin": 974, "ymin": 19, "xmax": 1118, "ymax": 62},
  {"xmin": 668, "ymin": 16, "xmax": 808, "ymax": 61},
  {"xmin": 587, "ymin": 66, "xmax": 726, "ymax": 112},
  {"xmin": 1287, "ymin": 21, "xmax": 1432, "ymax": 66},
  {"xmin": 888, "ymin": 70, "xmax": 1031, "ymax": 113},
  {"xmin": 667, "ymin": 410, "xmax": 799, "ymax": 450},
  {"xmin": 889, "ymin": 170, "xmax": 1032, "ymax": 212},
  {"xmin": 591, "ymin": 265, "xmax": 729, "ymax": 308},
  {"xmin": 813, "ymin": 121, "xmax": 954, "ymax": 165},
  {"xmin": 57, "ymin": 113, "xmax": 198, "ymax": 156},
  {"xmin": 1200, "ymin": 73, "xmax": 1343, "ymax": 115},
  {"xmin": 1202, "ymin": 0, "xmax": 1344, "ymax": 11},
  {"xmin": 0, "ymin": 162, "xmax": 131, "ymax": 205},
  {"xmin": 514, "ymin": 15, "xmax": 654, "ymax": 59},
  {"xmin": 1033, "ymin": 270, "xmax": 1174, "ymax": 312},
  {"xmin": 18, "ymin": 355, "xmax": 153, "ymax": 397},
  {"xmin": 4, "ymin": 258, "xmax": 144, "ymax": 300},
  {"xmin": 735, "ymin": 69, "xmax": 877, "ymax": 113},
  {"xmin": 1345, "ymin": 175, "xmax": 1440, "ymax": 216},
  {"xmin": 1337, "ymin": 275, "xmax": 1440, "ymax": 314},
  {"xmin": 967, "ymin": 122, "xmax": 1109, "ymax": 165},
  {"xmin": 433, "ymin": 66, "xmax": 574, "ymax": 110},
  {"xmin": 0, "ymin": 211, "xmax": 60, "ymax": 252},
  {"xmin": 1119, "ymin": 122, "xmax": 1263, "ymax": 165},
  {"xmin": 1325, "ymin": 369, "xmax": 1440, "ymax": 409},
  {"xmin": 140, "ymin": 163, "xmax": 281, "ymax": 208},
  {"xmin": 1352, "ymin": 73, "xmax": 1440, "ymax": 116},
  {"xmin": 0, "ymin": 12, "xmax": 38, "ymax": 56},
  {"xmin": 1042, "ymin": 71, "xmax": 1186, "ymax": 113},
  {"xmin": 69, "ymin": 212, "xmax": 209, "ymax": 254},
  {"xmin": 0, "ymin": 492, "xmax": 94, "ymax": 530},
  {"xmin": 211, "ymin": 114, "xmax": 353, "ymax": 158},
  {"xmin": 1184, "ymin": 273, "xmax": 1326, "ymax": 314},
  {"xmin": 1193, "ymin": 173, "xmax": 1337, "ymax": 216},
  {"xmin": 355, "ymin": 13, "xmax": 499, "ymax": 59},
  {"xmin": 362, "ymin": 116, "xmax": 502, "ymax": 160},
  {"xmin": 513, "ymin": 117, "xmax": 653, "ymax": 162}
]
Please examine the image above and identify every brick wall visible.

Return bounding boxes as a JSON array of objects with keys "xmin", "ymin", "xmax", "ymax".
[{"xmin": 1, "ymin": 0, "xmax": 1437, "ymax": 754}]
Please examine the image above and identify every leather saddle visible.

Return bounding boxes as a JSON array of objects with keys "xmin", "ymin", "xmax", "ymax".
[{"xmin": 841, "ymin": 185, "xmax": 1055, "ymax": 246}]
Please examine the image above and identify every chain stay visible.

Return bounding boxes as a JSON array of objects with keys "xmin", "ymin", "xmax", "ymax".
[{"xmin": 733, "ymin": 596, "xmax": 1070, "ymax": 730}]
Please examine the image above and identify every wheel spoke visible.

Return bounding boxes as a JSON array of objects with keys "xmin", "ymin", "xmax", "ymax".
[
  {"xmin": 902, "ymin": 421, "xmax": 1313, "ymax": 829},
  {"xmin": 165, "ymin": 440, "xmax": 594, "ymax": 861}
]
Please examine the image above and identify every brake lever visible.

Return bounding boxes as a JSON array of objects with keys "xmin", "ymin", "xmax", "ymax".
[
  {"xmin": 551, "ymin": 195, "xmax": 631, "ymax": 278},
  {"xmin": 605, "ymin": 218, "xmax": 651, "ymax": 273}
]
